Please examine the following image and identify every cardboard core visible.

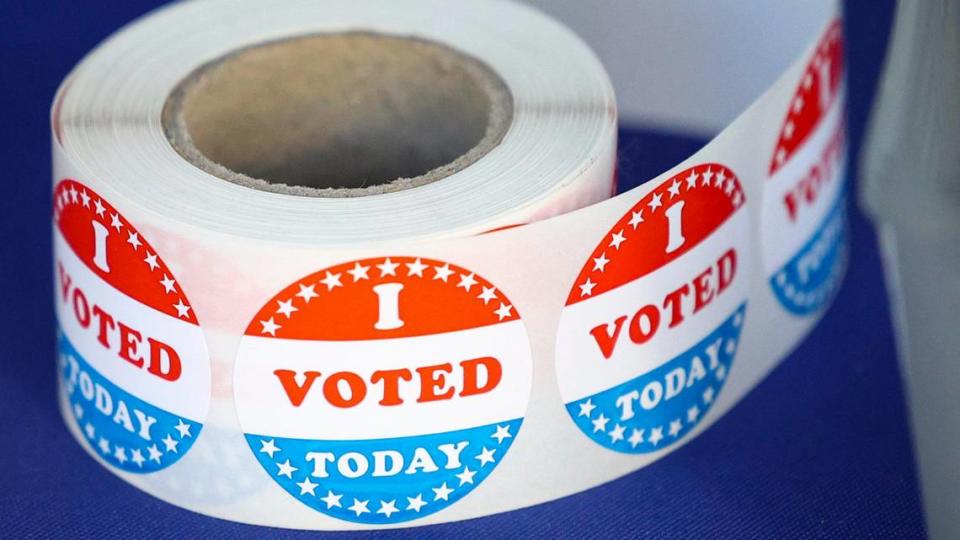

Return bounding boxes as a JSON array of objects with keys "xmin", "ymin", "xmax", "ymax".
[{"xmin": 163, "ymin": 33, "xmax": 513, "ymax": 196}]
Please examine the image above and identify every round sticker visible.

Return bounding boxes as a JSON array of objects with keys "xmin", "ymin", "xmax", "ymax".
[
  {"xmin": 763, "ymin": 20, "xmax": 848, "ymax": 316},
  {"xmin": 234, "ymin": 257, "xmax": 532, "ymax": 524},
  {"xmin": 54, "ymin": 179, "xmax": 210, "ymax": 473},
  {"xmin": 556, "ymin": 164, "xmax": 750, "ymax": 453}
]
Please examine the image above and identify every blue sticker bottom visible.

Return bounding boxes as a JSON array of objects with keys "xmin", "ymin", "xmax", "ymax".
[
  {"xmin": 57, "ymin": 327, "xmax": 201, "ymax": 473},
  {"xmin": 245, "ymin": 419, "xmax": 522, "ymax": 524},
  {"xmin": 770, "ymin": 186, "xmax": 849, "ymax": 316},
  {"xmin": 566, "ymin": 304, "xmax": 747, "ymax": 454}
]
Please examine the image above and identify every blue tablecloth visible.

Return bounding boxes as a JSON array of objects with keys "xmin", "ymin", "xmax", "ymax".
[{"xmin": 0, "ymin": 1, "xmax": 924, "ymax": 537}]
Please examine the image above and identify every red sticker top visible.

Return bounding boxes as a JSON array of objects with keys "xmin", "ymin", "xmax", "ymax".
[
  {"xmin": 54, "ymin": 179, "xmax": 198, "ymax": 325},
  {"xmin": 244, "ymin": 256, "xmax": 520, "ymax": 340},
  {"xmin": 769, "ymin": 20, "xmax": 844, "ymax": 175},
  {"xmin": 566, "ymin": 163, "xmax": 744, "ymax": 306}
]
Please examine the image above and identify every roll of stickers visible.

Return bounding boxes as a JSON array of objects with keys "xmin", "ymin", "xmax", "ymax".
[{"xmin": 51, "ymin": 0, "xmax": 847, "ymax": 530}]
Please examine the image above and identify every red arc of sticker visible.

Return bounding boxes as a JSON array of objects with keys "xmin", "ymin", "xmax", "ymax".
[
  {"xmin": 566, "ymin": 163, "xmax": 745, "ymax": 306},
  {"xmin": 769, "ymin": 20, "xmax": 844, "ymax": 176},
  {"xmin": 54, "ymin": 179, "xmax": 198, "ymax": 325},
  {"xmin": 244, "ymin": 256, "xmax": 521, "ymax": 341}
]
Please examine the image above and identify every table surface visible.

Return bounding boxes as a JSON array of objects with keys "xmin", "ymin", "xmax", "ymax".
[{"xmin": 0, "ymin": 1, "xmax": 925, "ymax": 538}]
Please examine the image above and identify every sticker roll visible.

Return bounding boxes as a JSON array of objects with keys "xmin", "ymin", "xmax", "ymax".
[{"xmin": 51, "ymin": 0, "xmax": 845, "ymax": 530}]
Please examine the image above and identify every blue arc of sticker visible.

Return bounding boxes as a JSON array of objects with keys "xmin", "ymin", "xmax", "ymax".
[
  {"xmin": 769, "ymin": 183, "xmax": 849, "ymax": 316},
  {"xmin": 57, "ymin": 327, "xmax": 201, "ymax": 473},
  {"xmin": 245, "ymin": 419, "xmax": 522, "ymax": 524},
  {"xmin": 565, "ymin": 304, "xmax": 746, "ymax": 454}
]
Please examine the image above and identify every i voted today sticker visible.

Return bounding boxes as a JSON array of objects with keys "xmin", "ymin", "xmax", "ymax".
[
  {"xmin": 556, "ymin": 164, "xmax": 750, "ymax": 453},
  {"xmin": 763, "ymin": 20, "xmax": 848, "ymax": 316},
  {"xmin": 54, "ymin": 179, "xmax": 210, "ymax": 473},
  {"xmin": 234, "ymin": 257, "xmax": 532, "ymax": 524}
]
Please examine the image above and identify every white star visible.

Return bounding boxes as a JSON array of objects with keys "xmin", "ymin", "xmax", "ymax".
[
  {"xmin": 147, "ymin": 444, "xmax": 163, "ymax": 463},
  {"xmin": 275, "ymin": 299, "xmax": 298, "ymax": 318},
  {"xmin": 84, "ymin": 423, "xmax": 95, "ymax": 439},
  {"xmin": 592, "ymin": 253, "xmax": 610, "ymax": 272},
  {"xmin": 628, "ymin": 210, "xmax": 644, "ymax": 229},
  {"xmin": 109, "ymin": 213, "xmax": 123, "ymax": 232},
  {"xmin": 377, "ymin": 258, "xmax": 400, "ymax": 277},
  {"xmin": 296, "ymin": 477, "xmax": 319, "ymax": 496},
  {"xmin": 433, "ymin": 263, "xmax": 454, "ymax": 282},
  {"xmin": 578, "ymin": 399, "xmax": 596, "ymax": 418},
  {"xmin": 733, "ymin": 191, "xmax": 743, "ymax": 207},
  {"xmin": 130, "ymin": 448, "xmax": 145, "ymax": 467},
  {"xmin": 321, "ymin": 490, "xmax": 343, "ymax": 509},
  {"xmin": 592, "ymin": 413, "xmax": 609, "ymax": 433},
  {"xmin": 79, "ymin": 190, "xmax": 91, "ymax": 207},
  {"xmin": 295, "ymin": 283, "xmax": 318, "ymax": 303},
  {"xmin": 347, "ymin": 262, "xmax": 370, "ymax": 281},
  {"xmin": 715, "ymin": 170, "xmax": 727, "ymax": 188},
  {"xmin": 432, "ymin": 482, "xmax": 453, "ymax": 501},
  {"xmin": 260, "ymin": 317, "xmax": 281, "ymax": 336},
  {"xmin": 376, "ymin": 499, "xmax": 399, "ymax": 518},
  {"xmin": 775, "ymin": 147, "xmax": 787, "ymax": 165},
  {"xmin": 701, "ymin": 168, "xmax": 715, "ymax": 186},
  {"xmin": 476, "ymin": 447, "xmax": 496, "ymax": 467},
  {"xmin": 456, "ymin": 466, "xmax": 477, "ymax": 486},
  {"xmin": 628, "ymin": 428, "xmax": 644, "ymax": 448},
  {"xmin": 348, "ymin": 498, "xmax": 370, "ymax": 516},
  {"xmin": 114, "ymin": 446, "xmax": 128, "ymax": 464},
  {"xmin": 173, "ymin": 299, "xmax": 191, "ymax": 319},
  {"xmin": 687, "ymin": 406, "xmax": 701, "ymax": 423},
  {"xmin": 609, "ymin": 424, "xmax": 626, "ymax": 443},
  {"xmin": 703, "ymin": 386, "xmax": 715, "ymax": 405},
  {"xmin": 477, "ymin": 286, "xmax": 497, "ymax": 304},
  {"xmin": 98, "ymin": 437, "xmax": 110, "ymax": 454},
  {"xmin": 159, "ymin": 275, "xmax": 176, "ymax": 293},
  {"xmin": 668, "ymin": 180, "xmax": 682, "ymax": 198},
  {"xmin": 715, "ymin": 364, "xmax": 727, "ymax": 381},
  {"xmin": 406, "ymin": 494, "xmax": 428, "ymax": 512},
  {"xmin": 143, "ymin": 252, "xmax": 159, "ymax": 271},
  {"xmin": 259, "ymin": 438, "xmax": 280, "ymax": 458},
  {"xmin": 784, "ymin": 120, "xmax": 796, "ymax": 139},
  {"xmin": 648, "ymin": 192, "xmax": 663, "ymax": 212},
  {"xmin": 276, "ymin": 459, "xmax": 297, "ymax": 478},
  {"xmin": 319, "ymin": 271, "xmax": 342, "ymax": 291},
  {"xmin": 494, "ymin": 302, "xmax": 513, "ymax": 321},
  {"xmin": 725, "ymin": 178, "xmax": 735, "ymax": 195},
  {"xmin": 174, "ymin": 419, "xmax": 192, "ymax": 438},
  {"xmin": 579, "ymin": 278, "xmax": 596, "ymax": 297},
  {"xmin": 669, "ymin": 419, "xmax": 683, "ymax": 437},
  {"xmin": 93, "ymin": 199, "xmax": 106, "ymax": 217},
  {"xmin": 68, "ymin": 187, "xmax": 78, "ymax": 203},
  {"xmin": 126, "ymin": 231, "xmax": 142, "ymax": 250},
  {"xmin": 734, "ymin": 312, "xmax": 744, "ymax": 327},
  {"xmin": 491, "ymin": 424, "xmax": 512, "ymax": 443},
  {"xmin": 457, "ymin": 273, "xmax": 478, "ymax": 291},
  {"xmin": 406, "ymin": 258, "xmax": 428, "ymax": 277},
  {"xmin": 162, "ymin": 434, "xmax": 179, "ymax": 453},
  {"xmin": 609, "ymin": 230, "xmax": 626, "ymax": 250},
  {"xmin": 792, "ymin": 95, "xmax": 805, "ymax": 113},
  {"xmin": 648, "ymin": 427, "xmax": 664, "ymax": 446},
  {"xmin": 714, "ymin": 170, "xmax": 725, "ymax": 187},
  {"xmin": 685, "ymin": 171, "xmax": 699, "ymax": 189},
  {"xmin": 73, "ymin": 403, "xmax": 83, "ymax": 419}
]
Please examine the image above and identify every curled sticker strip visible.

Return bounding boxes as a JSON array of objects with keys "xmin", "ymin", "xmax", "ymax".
[{"xmin": 51, "ymin": 0, "xmax": 845, "ymax": 530}]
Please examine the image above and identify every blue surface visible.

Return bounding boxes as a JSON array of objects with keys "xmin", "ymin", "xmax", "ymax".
[{"xmin": 0, "ymin": 1, "xmax": 925, "ymax": 538}]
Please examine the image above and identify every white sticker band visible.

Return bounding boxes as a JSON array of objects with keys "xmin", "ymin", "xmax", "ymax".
[{"xmin": 52, "ymin": 0, "xmax": 845, "ymax": 530}]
